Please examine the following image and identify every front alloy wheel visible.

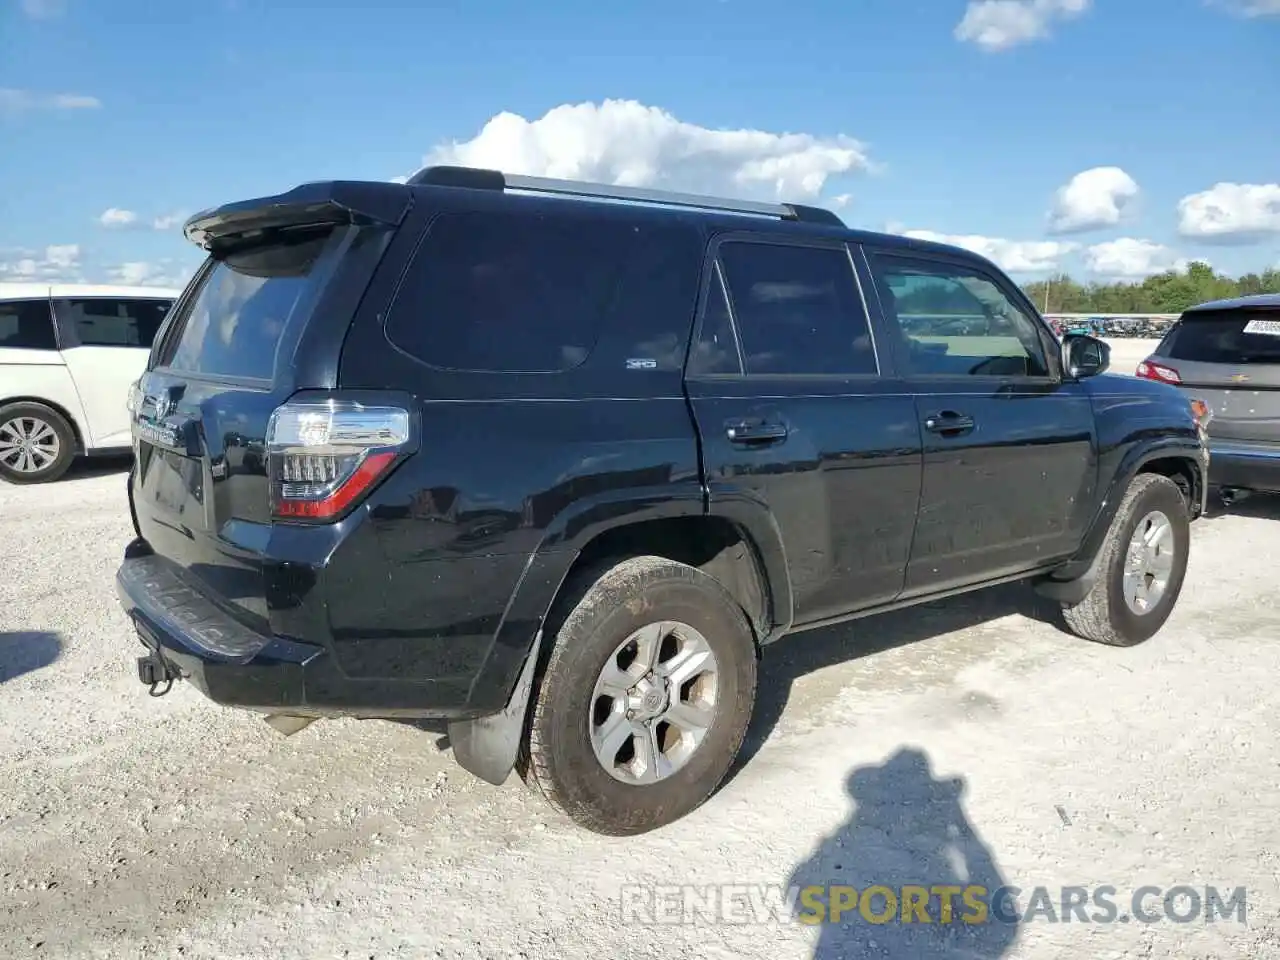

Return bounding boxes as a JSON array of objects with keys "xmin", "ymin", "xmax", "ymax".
[{"xmin": 1061, "ymin": 473, "xmax": 1190, "ymax": 646}]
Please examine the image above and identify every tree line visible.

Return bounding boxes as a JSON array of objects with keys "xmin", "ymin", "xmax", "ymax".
[{"xmin": 1019, "ymin": 262, "xmax": 1280, "ymax": 316}]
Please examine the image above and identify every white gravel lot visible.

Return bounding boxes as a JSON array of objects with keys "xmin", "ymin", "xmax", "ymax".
[{"xmin": 3, "ymin": 457, "xmax": 1279, "ymax": 960}]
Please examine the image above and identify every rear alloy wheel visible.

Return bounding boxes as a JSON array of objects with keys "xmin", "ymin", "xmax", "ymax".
[
  {"xmin": 0, "ymin": 402, "xmax": 75, "ymax": 485},
  {"xmin": 1061, "ymin": 473, "xmax": 1190, "ymax": 646},
  {"xmin": 519, "ymin": 555, "xmax": 757, "ymax": 836},
  {"xmin": 588, "ymin": 620, "xmax": 720, "ymax": 784}
]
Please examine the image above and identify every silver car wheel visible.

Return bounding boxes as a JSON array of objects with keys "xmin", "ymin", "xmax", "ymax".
[
  {"xmin": 1123, "ymin": 509, "xmax": 1175, "ymax": 615},
  {"xmin": 0, "ymin": 416, "xmax": 60, "ymax": 474},
  {"xmin": 588, "ymin": 620, "xmax": 720, "ymax": 784}
]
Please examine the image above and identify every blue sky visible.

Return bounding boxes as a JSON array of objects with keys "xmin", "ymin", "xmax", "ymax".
[{"xmin": 1, "ymin": 0, "xmax": 1277, "ymax": 289}]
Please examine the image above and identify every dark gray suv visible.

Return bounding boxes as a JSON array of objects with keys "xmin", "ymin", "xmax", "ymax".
[{"xmin": 1138, "ymin": 293, "xmax": 1280, "ymax": 501}]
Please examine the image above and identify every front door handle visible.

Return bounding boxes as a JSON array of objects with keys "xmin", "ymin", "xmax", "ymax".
[
  {"xmin": 725, "ymin": 418, "xmax": 788, "ymax": 444},
  {"xmin": 924, "ymin": 411, "xmax": 976, "ymax": 436}
]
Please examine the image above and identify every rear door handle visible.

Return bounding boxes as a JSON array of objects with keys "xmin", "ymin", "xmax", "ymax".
[
  {"xmin": 725, "ymin": 418, "xmax": 788, "ymax": 444},
  {"xmin": 924, "ymin": 411, "xmax": 976, "ymax": 436}
]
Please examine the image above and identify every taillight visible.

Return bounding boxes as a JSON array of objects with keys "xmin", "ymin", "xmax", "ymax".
[
  {"xmin": 1135, "ymin": 360, "xmax": 1182, "ymax": 385},
  {"xmin": 266, "ymin": 401, "xmax": 410, "ymax": 521}
]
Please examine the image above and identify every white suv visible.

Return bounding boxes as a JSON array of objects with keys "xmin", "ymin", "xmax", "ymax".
[{"xmin": 0, "ymin": 283, "xmax": 181, "ymax": 484}]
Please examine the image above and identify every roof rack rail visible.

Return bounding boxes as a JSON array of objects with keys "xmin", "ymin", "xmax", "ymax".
[{"xmin": 406, "ymin": 165, "xmax": 844, "ymax": 227}]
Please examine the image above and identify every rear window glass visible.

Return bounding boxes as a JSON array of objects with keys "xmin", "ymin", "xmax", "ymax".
[
  {"xmin": 157, "ymin": 227, "xmax": 340, "ymax": 380},
  {"xmin": 1161, "ymin": 309, "xmax": 1280, "ymax": 364},
  {"xmin": 385, "ymin": 209, "xmax": 642, "ymax": 373}
]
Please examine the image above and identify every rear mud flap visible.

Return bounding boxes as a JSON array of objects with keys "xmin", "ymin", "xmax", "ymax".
[
  {"xmin": 448, "ymin": 630, "xmax": 543, "ymax": 786},
  {"xmin": 1033, "ymin": 543, "xmax": 1105, "ymax": 605}
]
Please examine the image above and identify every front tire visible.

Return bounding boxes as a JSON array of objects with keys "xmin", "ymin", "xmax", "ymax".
[
  {"xmin": 0, "ymin": 401, "xmax": 76, "ymax": 485},
  {"xmin": 1062, "ymin": 473, "xmax": 1190, "ymax": 646},
  {"xmin": 519, "ymin": 555, "xmax": 757, "ymax": 836}
]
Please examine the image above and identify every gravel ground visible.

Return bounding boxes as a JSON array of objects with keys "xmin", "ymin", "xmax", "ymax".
[{"xmin": 2, "ymin": 459, "xmax": 1279, "ymax": 959}]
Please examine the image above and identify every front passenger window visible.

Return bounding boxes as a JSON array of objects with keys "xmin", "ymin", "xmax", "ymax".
[{"xmin": 872, "ymin": 256, "xmax": 1050, "ymax": 378}]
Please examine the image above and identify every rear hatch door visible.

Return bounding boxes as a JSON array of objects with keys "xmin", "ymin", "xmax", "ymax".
[
  {"xmin": 130, "ymin": 184, "xmax": 404, "ymax": 632},
  {"xmin": 1156, "ymin": 307, "xmax": 1280, "ymax": 445}
]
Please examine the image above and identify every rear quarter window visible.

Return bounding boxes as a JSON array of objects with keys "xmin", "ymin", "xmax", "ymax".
[
  {"xmin": 384, "ymin": 209, "xmax": 655, "ymax": 373},
  {"xmin": 0, "ymin": 299, "xmax": 57, "ymax": 351}
]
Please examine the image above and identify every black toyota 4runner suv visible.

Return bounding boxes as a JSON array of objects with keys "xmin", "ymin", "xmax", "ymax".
[{"xmin": 117, "ymin": 166, "xmax": 1209, "ymax": 835}]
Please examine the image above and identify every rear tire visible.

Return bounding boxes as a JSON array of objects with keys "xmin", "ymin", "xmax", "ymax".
[
  {"xmin": 0, "ymin": 401, "xmax": 76, "ymax": 485},
  {"xmin": 519, "ymin": 555, "xmax": 757, "ymax": 836},
  {"xmin": 1061, "ymin": 473, "xmax": 1190, "ymax": 646}
]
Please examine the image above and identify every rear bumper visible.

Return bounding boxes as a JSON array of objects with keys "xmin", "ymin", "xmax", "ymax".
[
  {"xmin": 116, "ymin": 548, "xmax": 487, "ymax": 719},
  {"xmin": 1207, "ymin": 441, "xmax": 1280, "ymax": 493}
]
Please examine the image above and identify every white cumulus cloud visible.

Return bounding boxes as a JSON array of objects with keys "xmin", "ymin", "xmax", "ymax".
[
  {"xmin": 1213, "ymin": 0, "xmax": 1280, "ymax": 16},
  {"xmin": 901, "ymin": 229, "xmax": 1078, "ymax": 273},
  {"xmin": 0, "ymin": 244, "xmax": 83, "ymax": 282},
  {"xmin": 420, "ymin": 99, "xmax": 872, "ymax": 203},
  {"xmin": 99, "ymin": 209, "xmax": 188, "ymax": 231},
  {"xmin": 955, "ymin": 0, "xmax": 1091, "ymax": 51},
  {"xmin": 21, "ymin": 0, "xmax": 66, "ymax": 19},
  {"xmin": 0, "ymin": 247, "xmax": 195, "ymax": 288},
  {"xmin": 107, "ymin": 260, "xmax": 192, "ymax": 289},
  {"xmin": 1048, "ymin": 166, "xmax": 1140, "ymax": 234},
  {"xmin": 0, "ymin": 88, "xmax": 101, "ymax": 116},
  {"xmin": 109, "ymin": 262, "xmax": 163, "ymax": 286},
  {"xmin": 151, "ymin": 212, "xmax": 187, "ymax": 231},
  {"xmin": 44, "ymin": 244, "xmax": 79, "ymax": 268},
  {"xmin": 98, "ymin": 208, "xmax": 139, "ymax": 229},
  {"xmin": 50, "ymin": 93, "xmax": 99, "ymax": 109},
  {"xmin": 106, "ymin": 263, "xmax": 181, "ymax": 289},
  {"xmin": 1083, "ymin": 238, "xmax": 1189, "ymax": 278},
  {"xmin": 1177, "ymin": 182, "xmax": 1280, "ymax": 242}
]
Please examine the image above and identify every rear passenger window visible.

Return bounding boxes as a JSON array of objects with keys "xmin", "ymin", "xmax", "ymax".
[
  {"xmin": 386, "ymin": 210, "xmax": 642, "ymax": 373},
  {"xmin": 870, "ymin": 255, "xmax": 1049, "ymax": 378},
  {"xmin": 717, "ymin": 241, "xmax": 877, "ymax": 376},
  {"xmin": 57, "ymin": 298, "xmax": 170, "ymax": 348},
  {"xmin": 0, "ymin": 299, "xmax": 57, "ymax": 351}
]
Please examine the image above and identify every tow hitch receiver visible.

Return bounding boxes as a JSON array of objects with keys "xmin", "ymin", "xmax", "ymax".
[{"xmin": 136, "ymin": 653, "xmax": 176, "ymax": 697}]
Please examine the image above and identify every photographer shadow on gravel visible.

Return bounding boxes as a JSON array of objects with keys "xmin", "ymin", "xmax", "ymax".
[
  {"xmin": 786, "ymin": 747, "xmax": 1018, "ymax": 959},
  {"xmin": 0, "ymin": 631, "xmax": 62, "ymax": 684}
]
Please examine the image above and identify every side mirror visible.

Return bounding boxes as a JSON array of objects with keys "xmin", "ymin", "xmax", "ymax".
[{"xmin": 1062, "ymin": 333, "xmax": 1110, "ymax": 379}]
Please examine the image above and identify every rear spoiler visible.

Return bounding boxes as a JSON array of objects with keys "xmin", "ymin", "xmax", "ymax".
[{"xmin": 184, "ymin": 181, "xmax": 412, "ymax": 250}]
